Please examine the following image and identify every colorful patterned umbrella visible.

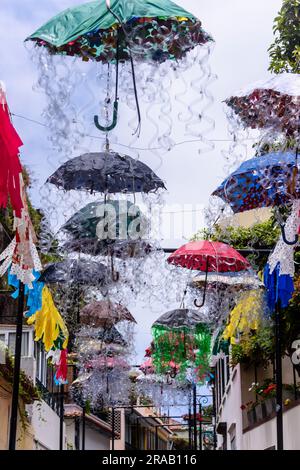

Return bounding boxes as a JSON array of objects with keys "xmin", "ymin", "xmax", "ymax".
[
  {"xmin": 27, "ymin": 1, "xmax": 212, "ymax": 132},
  {"xmin": 27, "ymin": 0, "xmax": 212, "ymax": 63},
  {"xmin": 226, "ymin": 73, "xmax": 300, "ymax": 137},
  {"xmin": 48, "ymin": 152, "xmax": 166, "ymax": 194},
  {"xmin": 212, "ymin": 151, "xmax": 300, "ymax": 214},
  {"xmin": 80, "ymin": 300, "xmax": 136, "ymax": 327}
]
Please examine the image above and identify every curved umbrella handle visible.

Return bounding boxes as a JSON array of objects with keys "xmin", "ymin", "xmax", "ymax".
[
  {"xmin": 94, "ymin": 100, "xmax": 119, "ymax": 132},
  {"xmin": 194, "ymin": 296, "xmax": 206, "ymax": 308},
  {"xmin": 280, "ymin": 224, "xmax": 299, "ymax": 246}
]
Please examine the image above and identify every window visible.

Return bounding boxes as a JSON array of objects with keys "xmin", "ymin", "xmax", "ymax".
[
  {"xmin": 0, "ymin": 329, "xmax": 32, "ymax": 357},
  {"xmin": 35, "ymin": 341, "xmax": 47, "ymax": 385},
  {"xmin": 8, "ymin": 332, "xmax": 29, "ymax": 357}
]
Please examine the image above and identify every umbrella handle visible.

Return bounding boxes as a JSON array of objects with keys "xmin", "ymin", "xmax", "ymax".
[
  {"xmin": 94, "ymin": 100, "xmax": 119, "ymax": 132},
  {"xmin": 280, "ymin": 224, "xmax": 299, "ymax": 246}
]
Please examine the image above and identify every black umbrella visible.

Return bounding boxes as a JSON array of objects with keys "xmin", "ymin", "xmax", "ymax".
[
  {"xmin": 47, "ymin": 152, "xmax": 166, "ymax": 194},
  {"xmin": 152, "ymin": 308, "xmax": 204, "ymax": 330},
  {"xmin": 39, "ymin": 258, "xmax": 108, "ymax": 286},
  {"xmin": 62, "ymin": 237, "xmax": 153, "ymax": 259},
  {"xmin": 97, "ymin": 326, "xmax": 127, "ymax": 346}
]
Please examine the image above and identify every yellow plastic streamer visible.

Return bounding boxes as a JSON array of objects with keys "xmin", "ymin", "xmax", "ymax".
[
  {"xmin": 223, "ymin": 290, "xmax": 262, "ymax": 345},
  {"xmin": 27, "ymin": 286, "xmax": 68, "ymax": 351}
]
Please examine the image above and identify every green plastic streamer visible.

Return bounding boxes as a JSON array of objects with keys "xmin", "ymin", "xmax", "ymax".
[{"xmin": 151, "ymin": 323, "xmax": 211, "ymax": 383}]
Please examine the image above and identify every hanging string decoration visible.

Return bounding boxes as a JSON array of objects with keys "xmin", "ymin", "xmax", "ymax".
[{"xmin": 222, "ymin": 289, "xmax": 264, "ymax": 345}]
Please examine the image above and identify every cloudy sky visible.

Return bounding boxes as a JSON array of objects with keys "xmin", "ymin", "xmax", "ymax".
[{"xmin": 1, "ymin": 0, "xmax": 283, "ymax": 361}]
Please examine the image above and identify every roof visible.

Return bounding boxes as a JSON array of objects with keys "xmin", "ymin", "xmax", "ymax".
[{"xmin": 64, "ymin": 404, "xmax": 113, "ymax": 435}]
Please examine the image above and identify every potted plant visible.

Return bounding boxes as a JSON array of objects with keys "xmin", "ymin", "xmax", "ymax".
[{"xmin": 241, "ymin": 401, "xmax": 257, "ymax": 426}]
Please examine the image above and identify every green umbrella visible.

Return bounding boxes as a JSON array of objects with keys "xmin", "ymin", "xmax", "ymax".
[
  {"xmin": 27, "ymin": 0, "xmax": 212, "ymax": 132},
  {"xmin": 62, "ymin": 199, "xmax": 146, "ymax": 239},
  {"xmin": 27, "ymin": 0, "xmax": 212, "ymax": 62}
]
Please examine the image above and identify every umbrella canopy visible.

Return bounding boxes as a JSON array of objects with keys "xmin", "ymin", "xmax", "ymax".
[
  {"xmin": 226, "ymin": 73, "xmax": 300, "ymax": 137},
  {"xmin": 85, "ymin": 355, "xmax": 130, "ymax": 370},
  {"xmin": 151, "ymin": 316, "xmax": 211, "ymax": 382},
  {"xmin": 167, "ymin": 240, "xmax": 250, "ymax": 272},
  {"xmin": 47, "ymin": 152, "xmax": 166, "ymax": 194},
  {"xmin": 140, "ymin": 357, "xmax": 155, "ymax": 375},
  {"xmin": 192, "ymin": 270, "xmax": 263, "ymax": 291},
  {"xmin": 152, "ymin": 308, "xmax": 204, "ymax": 330},
  {"xmin": 80, "ymin": 300, "xmax": 136, "ymax": 327},
  {"xmin": 212, "ymin": 151, "xmax": 300, "ymax": 213},
  {"xmin": 62, "ymin": 200, "xmax": 146, "ymax": 240},
  {"xmin": 97, "ymin": 325, "xmax": 127, "ymax": 345},
  {"xmin": 63, "ymin": 237, "xmax": 153, "ymax": 258},
  {"xmin": 39, "ymin": 258, "xmax": 108, "ymax": 285},
  {"xmin": 27, "ymin": 0, "xmax": 212, "ymax": 63}
]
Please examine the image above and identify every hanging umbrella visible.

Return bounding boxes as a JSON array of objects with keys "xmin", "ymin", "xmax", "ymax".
[
  {"xmin": 97, "ymin": 325, "xmax": 127, "ymax": 345},
  {"xmin": 61, "ymin": 200, "xmax": 152, "ymax": 259},
  {"xmin": 47, "ymin": 152, "xmax": 166, "ymax": 194},
  {"xmin": 151, "ymin": 309, "xmax": 211, "ymax": 382},
  {"xmin": 226, "ymin": 73, "xmax": 300, "ymax": 137},
  {"xmin": 212, "ymin": 150, "xmax": 300, "ymax": 245},
  {"xmin": 191, "ymin": 270, "xmax": 263, "ymax": 291},
  {"xmin": 80, "ymin": 300, "xmax": 136, "ymax": 327},
  {"xmin": 27, "ymin": 0, "xmax": 212, "ymax": 132},
  {"xmin": 140, "ymin": 357, "xmax": 155, "ymax": 375},
  {"xmin": 85, "ymin": 355, "xmax": 130, "ymax": 370},
  {"xmin": 62, "ymin": 200, "xmax": 145, "ymax": 238},
  {"xmin": 152, "ymin": 308, "xmax": 204, "ymax": 330},
  {"xmin": 39, "ymin": 258, "xmax": 108, "ymax": 285},
  {"xmin": 27, "ymin": 0, "xmax": 211, "ymax": 63},
  {"xmin": 168, "ymin": 240, "xmax": 250, "ymax": 307},
  {"xmin": 167, "ymin": 240, "xmax": 250, "ymax": 272}
]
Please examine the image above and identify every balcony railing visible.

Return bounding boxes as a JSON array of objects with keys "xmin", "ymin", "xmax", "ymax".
[{"xmin": 36, "ymin": 377, "xmax": 61, "ymax": 416}]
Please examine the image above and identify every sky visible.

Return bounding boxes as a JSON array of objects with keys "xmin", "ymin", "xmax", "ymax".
[{"xmin": 0, "ymin": 1, "xmax": 283, "ymax": 365}]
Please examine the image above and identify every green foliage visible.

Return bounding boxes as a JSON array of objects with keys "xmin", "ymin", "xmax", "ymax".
[
  {"xmin": 231, "ymin": 324, "xmax": 275, "ymax": 367},
  {"xmin": 268, "ymin": 0, "xmax": 300, "ymax": 73}
]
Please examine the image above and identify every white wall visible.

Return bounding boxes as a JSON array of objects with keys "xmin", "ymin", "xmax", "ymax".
[
  {"xmin": 85, "ymin": 426, "xmax": 110, "ymax": 451},
  {"xmin": 242, "ymin": 404, "xmax": 300, "ymax": 450},
  {"xmin": 65, "ymin": 418, "xmax": 110, "ymax": 450},
  {"xmin": 216, "ymin": 365, "xmax": 243, "ymax": 450},
  {"xmin": 31, "ymin": 400, "xmax": 65, "ymax": 450}
]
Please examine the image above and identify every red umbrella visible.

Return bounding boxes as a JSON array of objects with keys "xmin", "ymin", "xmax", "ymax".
[
  {"xmin": 167, "ymin": 240, "xmax": 250, "ymax": 307},
  {"xmin": 167, "ymin": 240, "xmax": 250, "ymax": 272}
]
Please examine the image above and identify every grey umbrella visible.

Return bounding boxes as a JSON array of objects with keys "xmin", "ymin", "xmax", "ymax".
[
  {"xmin": 152, "ymin": 308, "xmax": 204, "ymax": 330},
  {"xmin": 39, "ymin": 258, "xmax": 109, "ymax": 286},
  {"xmin": 47, "ymin": 151, "xmax": 166, "ymax": 194}
]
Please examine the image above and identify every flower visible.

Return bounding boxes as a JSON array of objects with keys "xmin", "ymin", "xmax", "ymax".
[{"xmin": 284, "ymin": 399, "xmax": 291, "ymax": 406}]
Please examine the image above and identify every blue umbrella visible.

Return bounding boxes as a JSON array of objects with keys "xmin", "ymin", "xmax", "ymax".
[{"xmin": 212, "ymin": 150, "xmax": 299, "ymax": 244}]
